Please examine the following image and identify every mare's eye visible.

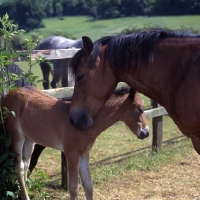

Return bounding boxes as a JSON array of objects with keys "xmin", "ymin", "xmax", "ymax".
[
  {"xmin": 138, "ymin": 107, "xmax": 144, "ymax": 113},
  {"xmin": 77, "ymin": 74, "xmax": 84, "ymax": 81}
]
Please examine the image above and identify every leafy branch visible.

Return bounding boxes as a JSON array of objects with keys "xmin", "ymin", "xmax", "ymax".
[{"xmin": 0, "ymin": 13, "xmax": 52, "ymax": 199}]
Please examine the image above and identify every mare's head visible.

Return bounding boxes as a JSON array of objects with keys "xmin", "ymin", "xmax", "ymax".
[
  {"xmin": 112, "ymin": 86, "xmax": 149, "ymax": 139},
  {"xmin": 69, "ymin": 36, "xmax": 117, "ymax": 129},
  {"xmin": 69, "ymin": 29, "xmax": 171, "ymax": 130}
]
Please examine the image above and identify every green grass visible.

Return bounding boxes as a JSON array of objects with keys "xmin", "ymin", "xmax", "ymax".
[
  {"xmin": 87, "ymin": 115, "xmax": 188, "ymax": 183},
  {"xmin": 25, "ymin": 15, "xmax": 200, "ymax": 41},
  {"xmin": 16, "ymin": 61, "xmax": 45, "ymax": 90}
]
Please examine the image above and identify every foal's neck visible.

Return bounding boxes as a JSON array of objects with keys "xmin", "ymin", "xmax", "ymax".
[{"xmin": 93, "ymin": 95, "xmax": 126, "ymax": 135}]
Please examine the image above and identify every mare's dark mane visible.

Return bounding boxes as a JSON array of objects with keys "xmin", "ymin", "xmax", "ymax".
[
  {"xmin": 70, "ymin": 28, "xmax": 200, "ymax": 77},
  {"xmin": 113, "ymin": 85, "xmax": 136, "ymax": 98},
  {"xmin": 114, "ymin": 85, "xmax": 131, "ymax": 95}
]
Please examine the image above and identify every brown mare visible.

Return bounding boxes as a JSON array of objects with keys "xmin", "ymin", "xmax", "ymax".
[
  {"xmin": 2, "ymin": 86, "xmax": 149, "ymax": 200},
  {"xmin": 69, "ymin": 28, "xmax": 200, "ymax": 155}
]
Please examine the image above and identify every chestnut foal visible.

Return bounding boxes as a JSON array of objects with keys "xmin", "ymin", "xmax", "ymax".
[{"xmin": 2, "ymin": 86, "xmax": 149, "ymax": 200}]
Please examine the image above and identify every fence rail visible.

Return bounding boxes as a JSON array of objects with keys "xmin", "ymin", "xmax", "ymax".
[{"xmin": 14, "ymin": 49, "xmax": 81, "ymax": 62}]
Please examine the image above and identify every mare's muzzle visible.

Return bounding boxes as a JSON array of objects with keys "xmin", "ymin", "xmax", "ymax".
[
  {"xmin": 69, "ymin": 110, "xmax": 93, "ymax": 130},
  {"xmin": 138, "ymin": 126, "xmax": 149, "ymax": 140}
]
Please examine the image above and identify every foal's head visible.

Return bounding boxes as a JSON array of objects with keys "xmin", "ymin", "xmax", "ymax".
[{"xmin": 110, "ymin": 86, "xmax": 149, "ymax": 139}]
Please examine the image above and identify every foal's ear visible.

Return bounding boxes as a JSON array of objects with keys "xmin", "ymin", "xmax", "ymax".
[
  {"xmin": 82, "ymin": 36, "xmax": 93, "ymax": 55},
  {"xmin": 130, "ymin": 88, "xmax": 136, "ymax": 99}
]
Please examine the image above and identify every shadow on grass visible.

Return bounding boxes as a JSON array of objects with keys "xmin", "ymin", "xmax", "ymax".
[
  {"xmin": 90, "ymin": 135, "xmax": 188, "ymax": 166},
  {"xmin": 45, "ymin": 135, "xmax": 189, "ymax": 189}
]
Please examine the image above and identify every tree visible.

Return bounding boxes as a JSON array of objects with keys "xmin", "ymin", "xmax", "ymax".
[
  {"xmin": 0, "ymin": 0, "xmax": 45, "ymax": 32},
  {"xmin": 43, "ymin": 0, "xmax": 54, "ymax": 17},
  {"xmin": 54, "ymin": 0, "xmax": 63, "ymax": 17}
]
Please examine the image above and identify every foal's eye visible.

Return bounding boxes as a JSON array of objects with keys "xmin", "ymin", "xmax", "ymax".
[
  {"xmin": 77, "ymin": 74, "xmax": 84, "ymax": 81},
  {"xmin": 138, "ymin": 107, "xmax": 144, "ymax": 113}
]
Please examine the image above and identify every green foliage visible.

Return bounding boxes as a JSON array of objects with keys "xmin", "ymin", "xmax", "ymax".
[
  {"xmin": 0, "ymin": 0, "xmax": 45, "ymax": 32},
  {"xmin": 30, "ymin": 32, "xmax": 43, "ymax": 45},
  {"xmin": 0, "ymin": 13, "xmax": 50, "ymax": 199},
  {"xmin": 153, "ymin": 0, "xmax": 200, "ymax": 15},
  {"xmin": 0, "ymin": 13, "xmax": 25, "ymax": 95},
  {"xmin": 1, "ymin": 0, "xmax": 200, "ymax": 27},
  {"xmin": 0, "ymin": 107, "xmax": 19, "ymax": 200},
  {"xmin": 27, "ymin": 168, "xmax": 52, "ymax": 199},
  {"xmin": 21, "ymin": 38, "xmax": 51, "ymax": 86},
  {"xmin": 8, "ymin": 35, "xmax": 26, "ymax": 50},
  {"xmin": 0, "ymin": 13, "xmax": 26, "ymax": 199}
]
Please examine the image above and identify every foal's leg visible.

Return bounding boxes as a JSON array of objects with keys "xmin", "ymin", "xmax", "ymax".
[
  {"xmin": 66, "ymin": 152, "xmax": 80, "ymax": 200},
  {"xmin": 190, "ymin": 134, "xmax": 200, "ymax": 155},
  {"xmin": 23, "ymin": 138, "xmax": 35, "ymax": 181},
  {"xmin": 12, "ymin": 134, "xmax": 30, "ymax": 200},
  {"xmin": 79, "ymin": 153, "xmax": 93, "ymax": 200}
]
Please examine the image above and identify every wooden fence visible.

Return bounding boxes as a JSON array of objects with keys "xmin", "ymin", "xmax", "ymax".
[{"xmin": 16, "ymin": 48, "xmax": 168, "ymax": 190}]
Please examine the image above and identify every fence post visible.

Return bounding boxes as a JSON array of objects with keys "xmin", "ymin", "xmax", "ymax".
[
  {"xmin": 152, "ymin": 100, "xmax": 163, "ymax": 151},
  {"xmin": 61, "ymin": 59, "xmax": 69, "ymax": 190}
]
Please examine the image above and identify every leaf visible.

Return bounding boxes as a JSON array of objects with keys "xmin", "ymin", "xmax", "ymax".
[
  {"xmin": 0, "ymin": 153, "xmax": 8, "ymax": 162},
  {"xmin": 6, "ymin": 191, "xmax": 15, "ymax": 198},
  {"xmin": 8, "ymin": 152, "xmax": 18, "ymax": 158},
  {"xmin": 7, "ymin": 159, "xmax": 15, "ymax": 166},
  {"xmin": 36, "ymin": 79, "xmax": 45, "ymax": 83},
  {"xmin": 5, "ymin": 137, "xmax": 11, "ymax": 147}
]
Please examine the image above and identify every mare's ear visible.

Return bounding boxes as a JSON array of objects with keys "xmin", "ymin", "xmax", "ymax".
[
  {"xmin": 82, "ymin": 36, "xmax": 93, "ymax": 55},
  {"xmin": 130, "ymin": 88, "xmax": 136, "ymax": 99}
]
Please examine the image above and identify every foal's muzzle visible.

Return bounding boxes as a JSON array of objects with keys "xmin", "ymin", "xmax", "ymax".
[
  {"xmin": 138, "ymin": 126, "xmax": 149, "ymax": 140},
  {"xmin": 69, "ymin": 111, "xmax": 93, "ymax": 130}
]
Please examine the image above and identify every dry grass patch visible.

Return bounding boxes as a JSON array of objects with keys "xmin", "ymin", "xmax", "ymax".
[{"xmin": 93, "ymin": 150, "xmax": 200, "ymax": 200}]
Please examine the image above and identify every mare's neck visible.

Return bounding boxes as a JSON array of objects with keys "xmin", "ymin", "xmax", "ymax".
[{"xmin": 119, "ymin": 39, "xmax": 198, "ymax": 111}]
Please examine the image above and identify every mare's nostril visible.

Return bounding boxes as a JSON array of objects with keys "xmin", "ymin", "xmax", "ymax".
[
  {"xmin": 81, "ymin": 115, "xmax": 87, "ymax": 129},
  {"xmin": 82, "ymin": 114, "xmax": 85, "ymax": 123},
  {"xmin": 69, "ymin": 115, "xmax": 74, "ymax": 125}
]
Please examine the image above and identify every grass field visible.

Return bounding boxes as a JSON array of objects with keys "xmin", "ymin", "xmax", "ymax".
[
  {"xmin": 17, "ymin": 15, "xmax": 200, "ymax": 199},
  {"xmin": 25, "ymin": 15, "xmax": 200, "ymax": 41}
]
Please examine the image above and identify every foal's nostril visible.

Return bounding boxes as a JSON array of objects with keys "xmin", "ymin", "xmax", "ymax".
[
  {"xmin": 138, "ymin": 131, "xmax": 145, "ymax": 139},
  {"xmin": 69, "ymin": 115, "xmax": 74, "ymax": 125},
  {"xmin": 138, "ymin": 128, "xmax": 149, "ymax": 140}
]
